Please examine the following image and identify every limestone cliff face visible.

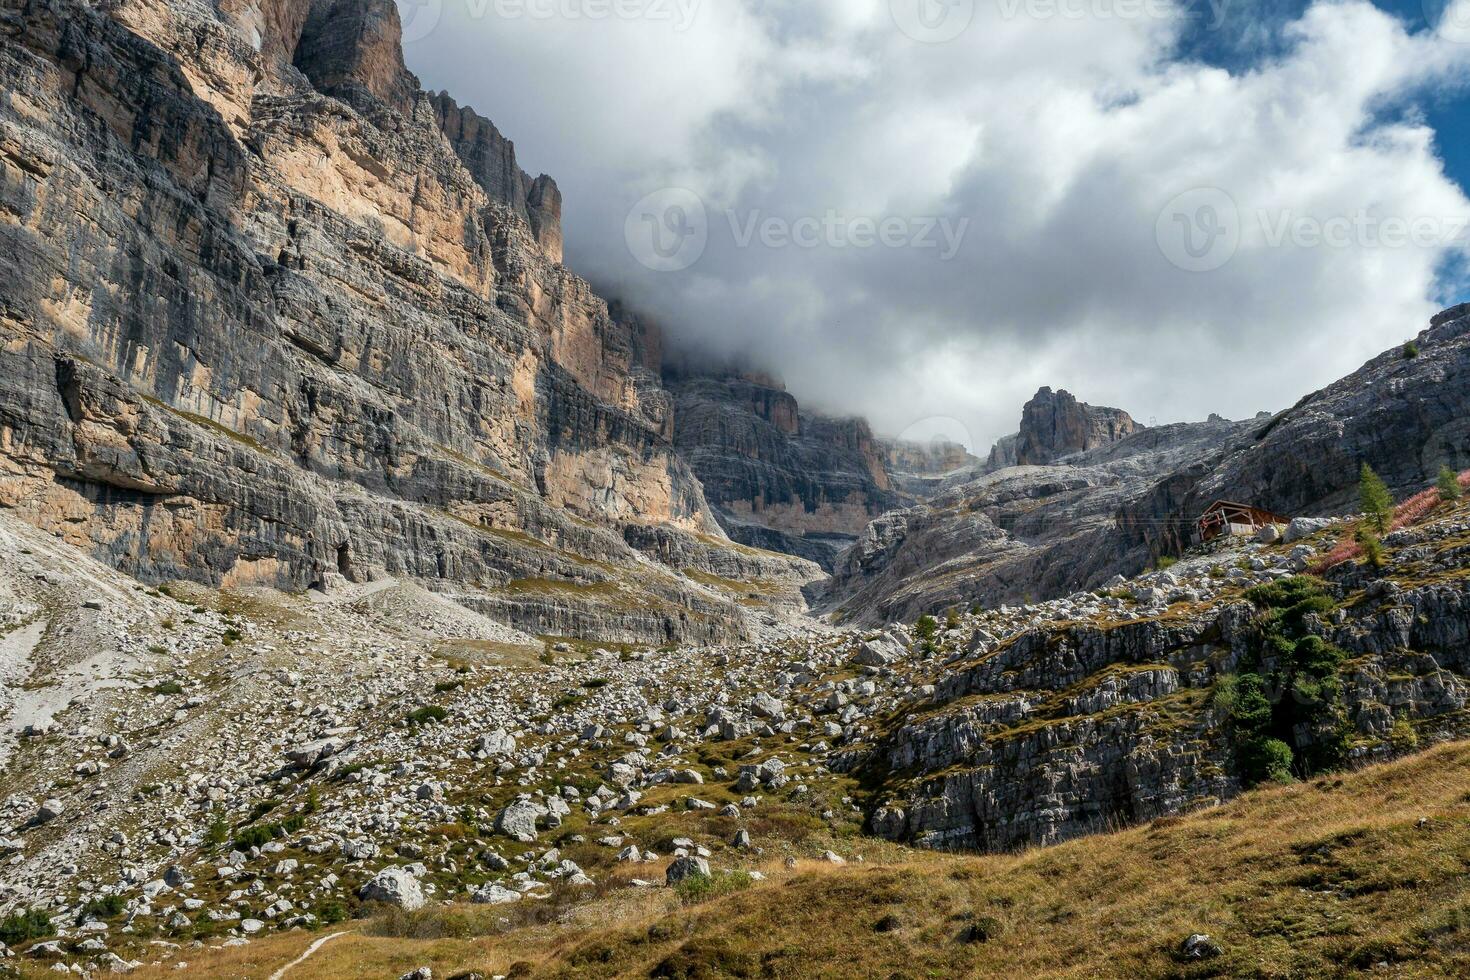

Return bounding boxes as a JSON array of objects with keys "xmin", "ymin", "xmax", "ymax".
[
  {"xmin": 0, "ymin": 0, "xmax": 816, "ymax": 643},
  {"xmin": 429, "ymin": 91, "xmax": 563, "ymax": 264},
  {"xmin": 295, "ymin": 0, "xmax": 418, "ymax": 114},
  {"xmin": 667, "ymin": 371, "xmax": 903, "ymax": 569},
  {"xmin": 861, "ymin": 570, "xmax": 1470, "ymax": 852},
  {"xmin": 1014, "ymin": 387, "xmax": 1139, "ymax": 465}
]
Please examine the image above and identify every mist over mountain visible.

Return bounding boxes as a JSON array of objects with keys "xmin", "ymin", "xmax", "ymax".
[{"xmin": 410, "ymin": 0, "xmax": 1470, "ymax": 450}]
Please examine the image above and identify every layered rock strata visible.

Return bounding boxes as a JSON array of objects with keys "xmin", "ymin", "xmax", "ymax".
[
  {"xmin": 0, "ymin": 0, "xmax": 815, "ymax": 643},
  {"xmin": 666, "ymin": 371, "xmax": 903, "ymax": 569}
]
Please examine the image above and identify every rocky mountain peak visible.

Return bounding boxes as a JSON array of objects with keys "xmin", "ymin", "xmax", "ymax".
[
  {"xmin": 294, "ymin": 0, "xmax": 418, "ymax": 114},
  {"xmin": 1015, "ymin": 386, "xmax": 1139, "ymax": 465}
]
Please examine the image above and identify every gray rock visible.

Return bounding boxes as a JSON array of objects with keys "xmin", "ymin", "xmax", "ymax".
[
  {"xmin": 286, "ymin": 737, "xmax": 344, "ymax": 770},
  {"xmin": 853, "ymin": 636, "xmax": 904, "ymax": 667},
  {"xmin": 494, "ymin": 800, "xmax": 545, "ymax": 843},
  {"xmin": 1180, "ymin": 934, "xmax": 1222, "ymax": 960},
  {"xmin": 358, "ymin": 868, "xmax": 425, "ymax": 911},
  {"xmin": 470, "ymin": 883, "xmax": 521, "ymax": 905},
  {"xmin": 475, "ymin": 729, "xmax": 516, "ymax": 757},
  {"xmin": 665, "ymin": 855, "xmax": 710, "ymax": 886},
  {"xmin": 749, "ymin": 692, "xmax": 785, "ymax": 720},
  {"xmin": 1285, "ymin": 517, "xmax": 1337, "ymax": 543}
]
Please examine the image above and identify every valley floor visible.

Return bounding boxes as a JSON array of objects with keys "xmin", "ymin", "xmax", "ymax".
[
  {"xmin": 76, "ymin": 742, "xmax": 1470, "ymax": 978},
  {"xmin": 4, "ymin": 490, "xmax": 1470, "ymax": 979}
]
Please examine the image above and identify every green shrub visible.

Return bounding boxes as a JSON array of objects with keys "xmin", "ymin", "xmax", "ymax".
[
  {"xmin": 317, "ymin": 901, "xmax": 349, "ymax": 925},
  {"xmin": 151, "ymin": 680, "xmax": 184, "ymax": 696},
  {"xmin": 958, "ymin": 915, "xmax": 1004, "ymax": 944},
  {"xmin": 1389, "ymin": 717, "xmax": 1419, "ymax": 752},
  {"xmin": 1438, "ymin": 465, "xmax": 1463, "ymax": 504},
  {"xmin": 1403, "ymin": 341, "xmax": 1420, "ymax": 359},
  {"xmin": 234, "ymin": 825, "xmax": 274, "ymax": 851},
  {"xmin": 1358, "ymin": 530, "xmax": 1385, "ymax": 569},
  {"xmin": 1227, "ymin": 673, "xmax": 1273, "ymax": 732},
  {"xmin": 1230, "ymin": 576, "xmax": 1351, "ymax": 784},
  {"xmin": 366, "ymin": 905, "xmax": 475, "ymax": 939},
  {"xmin": 233, "ymin": 814, "xmax": 306, "ymax": 851},
  {"xmin": 206, "ymin": 816, "xmax": 229, "ymax": 847},
  {"xmin": 1246, "ymin": 576, "xmax": 1338, "ymax": 633},
  {"xmin": 406, "ymin": 705, "xmax": 448, "ymax": 726},
  {"xmin": 915, "ymin": 615, "xmax": 940, "ymax": 654},
  {"xmin": 81, "ymin": 895, "xmax": 125, "ymax": 921},
  {"xmin": 0, "ymin": 908, "xmax": 52, "ymax": 945},
  {"xmin": 1211, "ymin": 674, "xmax": 1238, "ymax": 714},
  {"xmin": 674, "ymin": 869, "xmax": 754, "ymax": 905},
  {"xmin": 1239, "ymin": 738, "xmax": 1295, "ymax": 785}
]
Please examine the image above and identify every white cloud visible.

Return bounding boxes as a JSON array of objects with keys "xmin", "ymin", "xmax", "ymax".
[{"xmin": 409, "ymin": 0, "xmax": 1470, "ymax": 450}]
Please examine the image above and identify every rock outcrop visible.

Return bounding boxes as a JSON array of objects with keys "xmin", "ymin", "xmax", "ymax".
[
  {"xmin": 0, "ymin": 0, "xmax": 815, "ymax": 644},
  {"xmin": 855, "ymin": 514, "xmax": 1470, "ymax": 851},
  {"xmin": 1014, "ymin": 387, "xmax": 1139, "ymax": 466},
  {"xmin": 429, "ymin": 91, "xmax": 563, "ymax": 264}
]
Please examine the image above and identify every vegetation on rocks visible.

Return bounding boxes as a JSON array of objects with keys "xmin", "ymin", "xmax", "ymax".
[
  {"xmin": 1227, "ymin": 577, "xmax": 1351, "ymax": 784},
  {"xmin": 81, "ymin": 743, "xmax": 1470, "ymax": 978}
]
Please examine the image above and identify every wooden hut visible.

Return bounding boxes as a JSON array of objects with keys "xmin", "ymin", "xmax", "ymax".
[{"xmin": 1194, "ymin": 500, "xmax": 1289, "ymax": 544}]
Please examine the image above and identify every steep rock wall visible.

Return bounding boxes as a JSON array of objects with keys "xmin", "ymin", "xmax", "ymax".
[{"xmin": 0, "ymin": 0, "xmax": 816, "ymax": 642}]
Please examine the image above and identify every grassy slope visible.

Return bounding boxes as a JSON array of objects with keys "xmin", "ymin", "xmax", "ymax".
[{"xmin": 106, "ymin": 742, "xmax": 1470, "ymax": 980}]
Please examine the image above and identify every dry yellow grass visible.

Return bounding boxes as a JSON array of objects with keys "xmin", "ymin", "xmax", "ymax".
[{"xmin": 96, "ymin": 742, "xmax": 1470, "ymax": 979}]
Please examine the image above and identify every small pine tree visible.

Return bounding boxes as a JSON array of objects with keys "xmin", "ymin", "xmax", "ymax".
[
  {"xmin": 1438, "ymin": 465, "xmax": 1463, "ymax": 504},
  {"xmin": 1359, "ymin": 463, "xmax": 1394, "ymax": 535},
  {"xmin": 1358, "ymin": 530, "xmax": 1385, "ymax": 569}
]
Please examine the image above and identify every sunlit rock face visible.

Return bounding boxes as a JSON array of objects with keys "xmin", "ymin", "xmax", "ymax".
[{"xmin": 0, "ymin": 0, "xmax": 817, "ymax": 643}]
